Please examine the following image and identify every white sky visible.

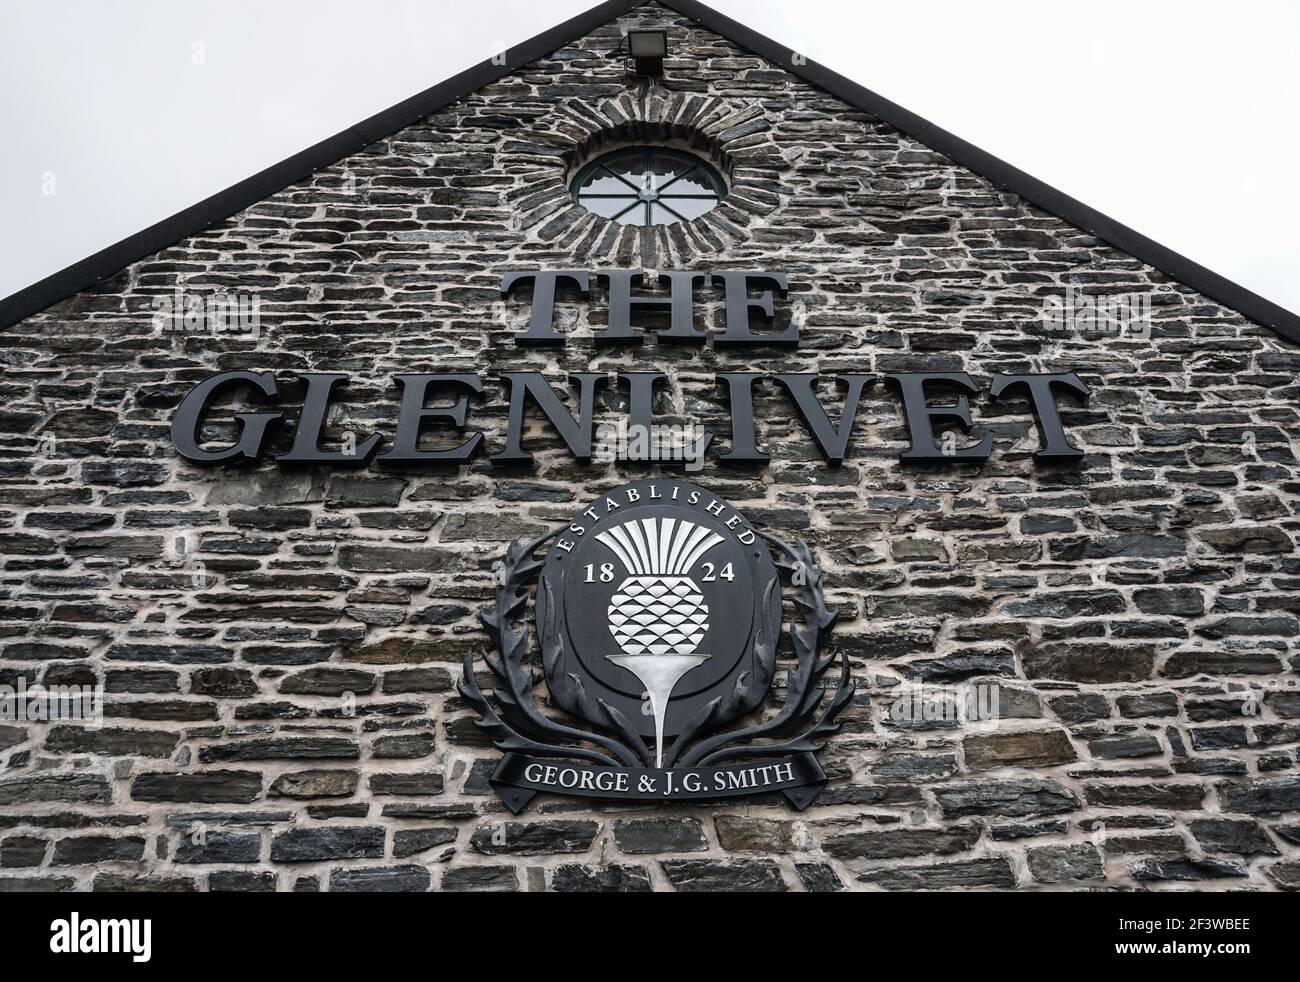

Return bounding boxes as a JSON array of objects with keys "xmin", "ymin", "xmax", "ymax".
[{"xmin": 2, "ymin": 0, "xmax": 1298, "ymax": 316}]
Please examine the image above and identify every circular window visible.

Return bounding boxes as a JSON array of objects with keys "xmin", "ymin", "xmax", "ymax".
[{"xmin": 571, "ymin": 147, "xmax": 726, "ymax": 227}]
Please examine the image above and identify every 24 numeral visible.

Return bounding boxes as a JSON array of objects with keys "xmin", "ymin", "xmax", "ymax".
[{"xmin": 700, "ymin": 562, "xmax": 736, "ymax": 583}]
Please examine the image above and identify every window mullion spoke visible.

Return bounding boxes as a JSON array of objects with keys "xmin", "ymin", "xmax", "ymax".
[
  {"xmin": 602, "ymin": 164, "xmax": 642, "ymax": 194},
  {"xmin": 574, "ymin": 148, "xmax": 724, "ymax": 226},
  {"xmin": 656, "ymin": 164, "xmax": 696, "ymax": 196},
  {"xmin": 658, "ymin": 201, "xmax": 690, "ymax": 223},
  {"xmin": 611, "ymin": 199, "xmax": 643, "ymax": 223}
]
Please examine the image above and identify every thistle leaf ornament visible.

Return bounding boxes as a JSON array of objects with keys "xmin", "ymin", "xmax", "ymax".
[{"xmin": 460, "ymin": 523, "xmax": 853, "ymax": 776}]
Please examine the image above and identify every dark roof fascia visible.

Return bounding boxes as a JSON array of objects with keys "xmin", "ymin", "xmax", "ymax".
[
  {"xmin": 663, "ymin": 0, "xmax": 1300, "ymax": 345},
  {"xmin": 3, "ymin": 0, "xmax": 1298, "ymax": 346},
  {"xmin": 0, "ymin": 0, "xmax": 644, "ymax": 329}
]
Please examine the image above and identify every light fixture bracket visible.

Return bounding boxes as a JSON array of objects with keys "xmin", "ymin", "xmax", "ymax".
[{"xmin": 621, "ymin": 29, "xmax": 668, "ymax": 78}]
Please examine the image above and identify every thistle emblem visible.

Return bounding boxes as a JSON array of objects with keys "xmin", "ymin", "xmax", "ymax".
[
  {"xmin": 597, "ymin": 518, "xmax": 724, "ymax": 766},
  {"xmin": 460, "ymin": 480, "xmax": 855, "ymax": 814}
]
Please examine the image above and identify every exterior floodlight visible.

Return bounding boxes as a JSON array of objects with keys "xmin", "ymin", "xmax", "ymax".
[{"xmin": 626, "ymin": 29, "xmax": 668, "ymax": 77}]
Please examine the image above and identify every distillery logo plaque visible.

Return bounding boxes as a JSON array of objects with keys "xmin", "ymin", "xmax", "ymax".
[{"xmin": 460, "ymin": 480, "xmax": 854, "ymax": 813}]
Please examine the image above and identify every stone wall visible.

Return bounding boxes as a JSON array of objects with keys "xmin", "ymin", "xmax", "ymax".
[{"xmin": 2, "ymin": 2, "xmax": 1298, "ymax": 892}]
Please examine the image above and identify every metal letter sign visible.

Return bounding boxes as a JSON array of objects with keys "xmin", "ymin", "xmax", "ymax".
[
  {"xmin": 460, "ymin": 480, "xmax": 854, "ymax": 812},
  {"xmin": 169, "ymin": 270, "xmax": 1091, "ymax": 469}
]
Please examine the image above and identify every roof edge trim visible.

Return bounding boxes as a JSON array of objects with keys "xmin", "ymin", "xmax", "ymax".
[
  {"xmin": 0, "ymin": 0, "xmax": 643, "ymax": 329},
  {"xmin": 3, "ymin": 0, "xmax": 1297, "ymax": 346},
  {"xmin": 663, "ymin": 0, "xmax": 1300, "ymax": 345}
]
